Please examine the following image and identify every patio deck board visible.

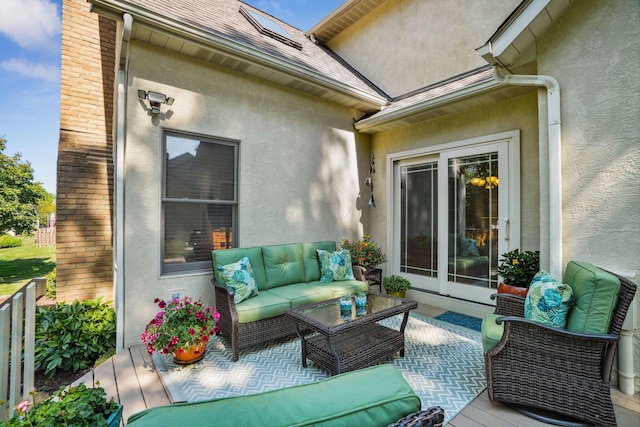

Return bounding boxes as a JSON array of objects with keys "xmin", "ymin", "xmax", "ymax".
[{"xmin": 74, "ymin": 304, "xmax": 639, "ymax": 426}]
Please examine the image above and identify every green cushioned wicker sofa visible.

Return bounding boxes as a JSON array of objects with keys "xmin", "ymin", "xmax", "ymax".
[
  {"xmin": 126, "ymin": 365, "xmax": 444, "ymax": 427},
  {"xmin": 211, "ymin": 241, "xmax": 369, "ymax": 361}
]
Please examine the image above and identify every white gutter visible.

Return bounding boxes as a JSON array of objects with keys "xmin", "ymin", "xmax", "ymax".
[
  {"xmin": 355, "ymin": 68, "xmax": 497, "ymax": 132},
  {"xmin": 492, "ymin": 66, "xmax": 562, "ymax": 281},
  {"xmin": 113, "ymin": 12, "xmax": 132, "ymax": 351}
]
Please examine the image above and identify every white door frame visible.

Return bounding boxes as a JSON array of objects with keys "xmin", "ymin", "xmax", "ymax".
[{"xmin": 386, "ymin": 130, "xmax": 521, "ymax": 305}]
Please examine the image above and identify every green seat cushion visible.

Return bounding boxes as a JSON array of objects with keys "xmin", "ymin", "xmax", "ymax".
[
  {"xmin": 302, "ymin": 241, "xmax": 336, "ymax": 282},
  {"xmin": 269, "ymin": 282, "xmax": 335, "ymax": 307},
  {"xmin": 308, "ymin": 280, "xmax": 368, "ymax": 298},
  {"xmin": 317, "ymin": 249, "xmax": 356, "ymax": 282},
  {"xmin": 234, "ymin": 291, "xmax": 291, "ymax": 324},
  {"xmin": 262, "ymin": 244, "xmax": 305, "ymax": 289},
  {"xmin": 564, "ymin": 261, "xmax": 620, "ymax": 334},
  {"xmin": 212, "ymin": 247, "xmax": 268, "ymax": 291},
  {"xmin": 481, "ymin": 313, "xmax": 503, "ymax": 352},
  {"xmin": 216, "ymin": 256, "xmax": 259, "ymax": 304},
  {"xmin": 126, "ymin": 365, "xmax": 421, "ymax": 427}
]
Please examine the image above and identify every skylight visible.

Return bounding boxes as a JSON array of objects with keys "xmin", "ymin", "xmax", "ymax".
[{"xmin": 240, "ymin": 6, "xmax": 302, "ymax": 50}]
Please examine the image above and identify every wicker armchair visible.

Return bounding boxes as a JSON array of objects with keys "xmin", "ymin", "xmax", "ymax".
[
  {"xmin": 484, "ymin": 267, "xmax": 637, "ymax": 426},
  {"xmin": 388, "ymin": 406, "xmax": 444, "ymax": 427}
]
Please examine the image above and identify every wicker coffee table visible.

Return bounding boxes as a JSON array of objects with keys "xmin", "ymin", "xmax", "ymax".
[{"xmin": 285, "ymin": 292, "xmax": 417, "ymax": 375}]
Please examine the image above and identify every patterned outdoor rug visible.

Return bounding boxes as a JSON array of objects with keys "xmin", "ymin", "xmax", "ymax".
[
  {"xmin": 433, "ymin": 311, "xmax": 483, "ymax": 332},
  {"xmin": 153, "ymin": 313, "xmax": 486, "ymax": 424}
]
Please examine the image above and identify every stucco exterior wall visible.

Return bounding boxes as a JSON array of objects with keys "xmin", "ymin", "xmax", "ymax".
[
  {"xmin": 367, "ymin": 91, "xmax": 540, "ymax": 272},
  {"xmin": 536, "ymin": 0, "xmax": 640, "ymax": 391},
  {"xmin": 326, "ymin": 0, "xmax": 520, "ymax": 98},
  {"xmin": 121, "ymin": 42, "xmax": 369, "ymax": 346}
]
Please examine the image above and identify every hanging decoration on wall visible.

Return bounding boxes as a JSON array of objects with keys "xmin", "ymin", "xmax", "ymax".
[{"xmin": 367, "ymin": 153, "xmax": 376, "ymax": 208}]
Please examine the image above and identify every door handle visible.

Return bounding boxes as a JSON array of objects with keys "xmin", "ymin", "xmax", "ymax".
[{"xmin": 504, "ymin": 218, "xmax": 510, "ymax": 241}]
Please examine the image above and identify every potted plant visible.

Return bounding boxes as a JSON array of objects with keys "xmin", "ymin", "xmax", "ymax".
[
  {"xmin": 341, "ymin": 235, "xmax": 388, "ymax": 287},
  {"xmin": 2, "ymin": 383, "xmax": 122, "ymax": 427},
  {"xmin": 382, "ymin": 275, "xmax": 411, "ymax": 298},
  {"xmin": 140, "ymin": 295, "xmax": 220, "ymax": 364},
  {"xmin": 496, "ymin": 249, "xmax": 540, "ymax": 296}
]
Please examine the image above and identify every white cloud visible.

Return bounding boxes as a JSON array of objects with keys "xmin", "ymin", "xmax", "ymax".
[
  {"xmin": 0, "ymin": 0, "xmax": 61, "ymax": 50},
  {"xmin": 1, "ymin": 58, "xmax": 59, "ymax": 82}
]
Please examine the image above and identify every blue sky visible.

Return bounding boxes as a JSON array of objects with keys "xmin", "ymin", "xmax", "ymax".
[{"xmin": 0, "ymin": 0, "xmax": 344, "ymax": 195}]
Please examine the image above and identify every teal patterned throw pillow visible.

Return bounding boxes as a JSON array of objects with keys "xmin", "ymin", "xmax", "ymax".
[
  {"xmin": 317, "ymin": 249, "xmax": 355, "ymax": 283},
  {"xmin": 217, "ymin": 256, "xmax": 259, "ymax": 304},
  {"xmin": 525, "ymin": 270, "xmax": 574, "ymax": 328}
]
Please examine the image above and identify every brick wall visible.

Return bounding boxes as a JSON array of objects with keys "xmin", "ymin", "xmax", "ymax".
[{"xmin": 57, "ymin": 0, "xmax": 117, "ymax": 302}]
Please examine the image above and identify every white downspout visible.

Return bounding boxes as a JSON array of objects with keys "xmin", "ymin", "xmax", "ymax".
[
  {"xmin": 493, "ymin": 66, "xmax": 636, "ymax": 395},
  {"xmin": 492, "ymin": 66, "xmax": 562, "ymax": 281},
  {"xmin": 114, "ymin": 13, "xmax": 132, "ymax": 351}
]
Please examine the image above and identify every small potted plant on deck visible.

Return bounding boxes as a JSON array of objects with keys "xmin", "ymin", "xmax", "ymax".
[
  {"xmin": 341, "ymin": 235, "xmax": 388, "ymax": 286},
  {"xmin": 141, "ymin": 295, "xmax": 220, "ymax": 364},
  {"xmin": 382, "ymin": 275, "xmax": 411, "ymax": 298},
  {"xmin": 496, "ymin": 249, "xmax": 540, "ymax": 297},
  {"xmin": 2, "ymin": 383, "xmax": 122, "ymax": 427}
]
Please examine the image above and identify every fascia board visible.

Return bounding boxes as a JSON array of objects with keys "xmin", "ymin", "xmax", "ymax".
[
  {"xmin": 355, "ymin": 78, "xmax": 501, "ymax": 132},
  {"xmin": 306, "ymin": 0, "xmax": 361, "ymax": 37},
  {"xmin": 90, "ymin": 0, "xmax": 388, "ymax": 109},
  {"xmin": 490, "ymin": 0, "xmax": 550, "ymax": 57}
]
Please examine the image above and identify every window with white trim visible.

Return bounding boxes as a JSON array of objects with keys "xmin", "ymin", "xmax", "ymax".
[{"xmin": 162, "ymin": 131, "xmax": 238, "ymax": 274}]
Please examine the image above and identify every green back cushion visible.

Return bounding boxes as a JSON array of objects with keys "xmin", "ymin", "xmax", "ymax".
[
  {"xmin": 302, "ymin": 241, "xmax": 336, "ymax": 282},
  {"xmin": 212, "ymin": 247, "xmax": 268, "ymax": 290},
  {"xmin": 126, "ymin": 365, "xmax": 421, "ymax": 427},
  {"xmin": 564, "ymin": 261, "xmax": 620, "ymax": 334},
  {"xmin": 262, "ymin": 243, "xmax": 305, "ymax": 289}
]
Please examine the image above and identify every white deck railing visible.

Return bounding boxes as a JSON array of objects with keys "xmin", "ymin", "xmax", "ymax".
[{"xmin": 0, "ymin": 278, "xmax": 46, "ymax": 421}]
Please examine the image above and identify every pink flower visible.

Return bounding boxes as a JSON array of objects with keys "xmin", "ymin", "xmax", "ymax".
[
  {"xmin": 16, "ymin": 400, "xmax": 30, "ymax": 413},
  {"xmin": 158, "ymin": 300, "xmax": 166, "ymax": 309}
]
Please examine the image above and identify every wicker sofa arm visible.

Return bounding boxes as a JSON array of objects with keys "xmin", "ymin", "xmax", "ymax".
[
  {"xmin": 388, "ymin": 406, "xmax": 445, "ymax": 427},
  {"xmin": 352, "ymin": 265, "xmax": 366, "ymax": 281},
  {"xmin": 490, "ymin": 293, "xmax": 525, "ymax": 316},
  {"xmin": 211, "ymin": 278, "xmax": 235, "ymax": 296},
  {"xmin": 495, "ymin": 316, "xmax": 620, "ymax": 343}
]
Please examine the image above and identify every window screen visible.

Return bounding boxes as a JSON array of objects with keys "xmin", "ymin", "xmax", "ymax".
[{"xmin": 162, "ymin": 132, "xmax": 238, "ymax": 274}]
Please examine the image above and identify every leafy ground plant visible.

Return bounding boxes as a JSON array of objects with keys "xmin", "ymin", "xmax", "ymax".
[
  {"xmin": 2, "ymin": 383, "xmax": 119, "ymax": 426},
  {"xmin": 35, "ymin": 299, "xmax": 116, "ymax": 378}
]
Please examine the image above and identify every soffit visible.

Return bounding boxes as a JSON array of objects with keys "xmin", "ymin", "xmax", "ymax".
[
  {"xmin": 306, "ymin": 0, "xmax": 389, "ymax": 44},
  {"xmin": 355, "ymin": 67, "xmax": 535, "ymax": 134},
  {"xmin": 476, "ymin": 0, "xmax": 575, "ymax": 70},
  {"xmin": 89, "ymin": 0, "xmax": 388, "ymax": 112}
]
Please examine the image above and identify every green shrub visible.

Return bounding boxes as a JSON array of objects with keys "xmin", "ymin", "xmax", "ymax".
[
  {"xmin": 45, "ymin": 268, "xmax": 56, "ymax": 298},
  {"xmin": 2, "ymin": 383, "xmax": 120, "ymax": 426},
  {"xmin": 0, "ymin": 234, "xmax": 22, "ymax": 248},
  {"xmin": 35, "ymin": 299, "xmax": 116, "ymax": 378}
]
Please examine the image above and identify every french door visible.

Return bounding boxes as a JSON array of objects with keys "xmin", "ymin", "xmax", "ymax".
[{"xmin": 390, "ymin": 133, "xmax": 519, "ymax": 304}]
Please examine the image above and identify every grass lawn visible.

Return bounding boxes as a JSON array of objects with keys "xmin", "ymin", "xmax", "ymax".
[{"xmin": 0, "ymin": 235, "xmax": 55, "ymax": 296}]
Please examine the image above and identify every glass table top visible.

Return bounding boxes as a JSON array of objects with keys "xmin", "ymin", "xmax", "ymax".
[{"xmin": 289, "ymin": 293, "xmax": 408, "ymax": 328}]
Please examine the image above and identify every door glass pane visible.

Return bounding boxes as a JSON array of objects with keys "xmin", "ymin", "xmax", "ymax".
[
  {"xmin": 400, "ymin": 162, "xmax": 438, "ymax": 277},
  {"xmin": 447, "ymin": 153, "xmax": 499, "ymax": 287}
]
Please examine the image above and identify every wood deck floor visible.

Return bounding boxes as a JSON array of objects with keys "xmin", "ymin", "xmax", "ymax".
[{"xmin": 74, "ymin": 304, "xmax": 640, "ymax": 426}]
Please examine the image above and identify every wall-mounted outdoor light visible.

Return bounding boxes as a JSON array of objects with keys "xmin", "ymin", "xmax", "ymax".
[{"xmin": 137, "ymin": 90, "xmax": 174, "ymax": 115}]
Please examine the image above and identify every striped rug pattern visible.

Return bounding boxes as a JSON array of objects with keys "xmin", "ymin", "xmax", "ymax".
[{"xmin": 153, "ymin": 313, "xmax": 486, "ymax": 424}]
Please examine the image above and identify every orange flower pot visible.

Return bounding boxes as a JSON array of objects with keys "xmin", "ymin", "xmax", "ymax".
[
  {"xmin": 173, "ymin": 342, "xmax": 207, "ymax": 365},
  {"xmin": 497, "ymin": 282, "xmax": 529, "ymax": 297}
]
